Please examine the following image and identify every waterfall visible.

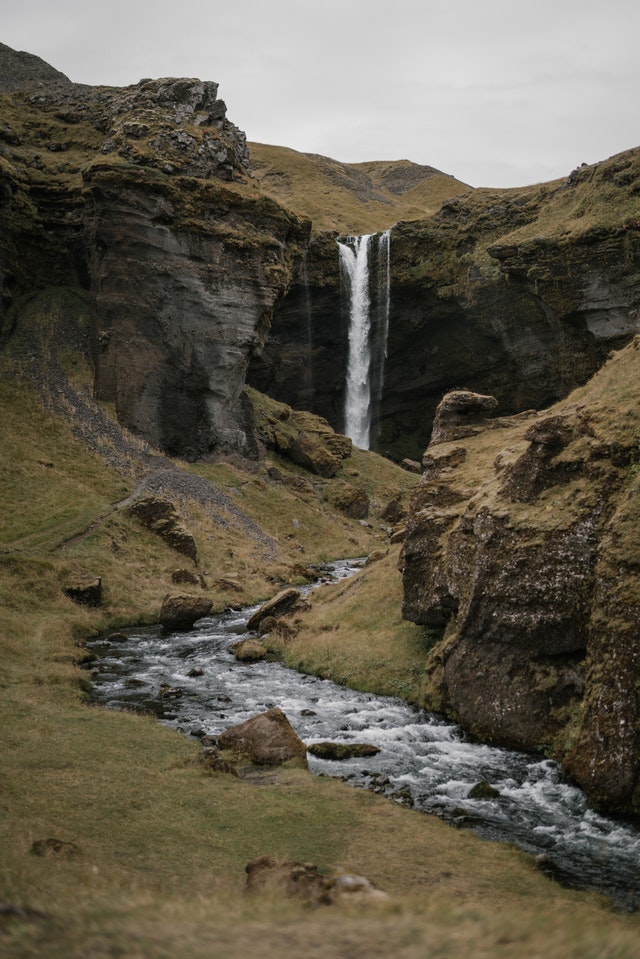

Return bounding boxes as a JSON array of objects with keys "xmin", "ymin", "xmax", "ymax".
[{"xmin": 338, "ymin": 231, "xmax": 391, "ymax": 450}]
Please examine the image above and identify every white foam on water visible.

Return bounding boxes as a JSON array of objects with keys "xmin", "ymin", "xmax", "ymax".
[{"xmin": 87, "ymin": 558, "xmax": 640, "ymax": 910}]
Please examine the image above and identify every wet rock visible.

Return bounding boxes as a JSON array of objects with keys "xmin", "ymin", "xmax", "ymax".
[
  {"xmin": 217, "ymin": 707, "xmax": 308, "ymax": 767},
  {"xmin": 232, "ymin": 639, "xmax": 267, "ymax": 662},
  {"xmin": 468, "ymin": 781, "xmax": 501, "ymax": 800},
  {"xmin": 307, "ymin": 741, "xmax": 381, "ymax": 761},
  {"xmin": 246, "ymin": 588, "xmax": 301, "ymax": 631},
  {"xmin": 159, "ymin": 594, "xmax": 213, "ymax": 630}
]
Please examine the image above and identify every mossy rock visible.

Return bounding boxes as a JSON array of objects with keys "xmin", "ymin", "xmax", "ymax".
[{"xmin": 307, "ymin": 741, "xmax": 381, "ymax": 761}]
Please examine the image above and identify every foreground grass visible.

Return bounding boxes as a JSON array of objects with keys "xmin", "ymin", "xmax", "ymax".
[{"xmin": 1, "ymin": 376, "xmax": 639, "ymax": 957}]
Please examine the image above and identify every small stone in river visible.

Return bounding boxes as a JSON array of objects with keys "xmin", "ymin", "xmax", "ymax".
[{"xmin": 468, "ymin": 781, "xmax": 501, "ymax": 800}]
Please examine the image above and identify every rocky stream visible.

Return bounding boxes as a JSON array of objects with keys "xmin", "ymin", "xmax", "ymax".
[{"xmin": 87, "ymin": 560, "xmax": 640, "ymax": 912}]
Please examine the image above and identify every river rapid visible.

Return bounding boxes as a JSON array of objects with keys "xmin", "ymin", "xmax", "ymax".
[{"xmin": 87, "ymin": 560, "xmax": 640, "ymax": 911}]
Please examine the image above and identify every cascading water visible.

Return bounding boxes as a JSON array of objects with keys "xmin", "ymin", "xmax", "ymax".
[{"xmin": 338, "ymin": 231, "xmax": 391, "ymax": 450}]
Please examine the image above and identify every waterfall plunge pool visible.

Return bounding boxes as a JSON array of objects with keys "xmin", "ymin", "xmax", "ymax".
[{"xmin": 87, "ymin": 559, "xmax": 640, "ymax": 911}]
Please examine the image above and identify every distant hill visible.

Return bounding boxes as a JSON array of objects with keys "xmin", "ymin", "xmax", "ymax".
[
  {"xmin": 248, "ymin": 143, "xmax": 471, "ymax": 234},
  {"xmin": 0, "ymin": 41, "xmax": 71, "ymax": 92}
]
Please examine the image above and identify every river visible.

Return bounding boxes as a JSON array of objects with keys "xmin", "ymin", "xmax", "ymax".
[{"xmin": 87, "ymin": 559, "xmax": 640, "ymax": 911}]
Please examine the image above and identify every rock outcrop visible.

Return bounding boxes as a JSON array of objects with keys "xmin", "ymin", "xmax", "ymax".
[
  {"xmin": 0, "ymin": 45, "xmax": 309, "ymax": 459},
  {"xmin": 245, "ymin": 854, "xmax": 388, "ymax": 906},
  {"xmin": 401, "ymin": 341, "xmax": 640, "ymax": 814}
]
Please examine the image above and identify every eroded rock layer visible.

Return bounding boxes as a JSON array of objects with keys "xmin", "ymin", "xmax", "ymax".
[{"xmin": 401, "ymin": 345, "xmax": 640, "ymax": 814}]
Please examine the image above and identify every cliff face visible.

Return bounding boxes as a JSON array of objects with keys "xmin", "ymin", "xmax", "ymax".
[
  {"xmin": 400, "ymin": 348, "xmax": 640, "ymax": 815},
  {"xmin": 0, "ymin": 49, "xmax": 308, "ymax": 458},
  {"xmin": 249, "ymin": 149, "xmax": 640, "ymax": 460}
]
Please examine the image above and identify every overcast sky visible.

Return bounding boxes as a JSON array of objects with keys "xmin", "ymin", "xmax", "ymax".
[{"xmin": 4, "ymin": 0, "xmax": 639, "ymax": 188}]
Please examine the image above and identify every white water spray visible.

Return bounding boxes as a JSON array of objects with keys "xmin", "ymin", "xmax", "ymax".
[{"xmin": 338, "ymin": 231, "xmax": 391, "ymax": 449}]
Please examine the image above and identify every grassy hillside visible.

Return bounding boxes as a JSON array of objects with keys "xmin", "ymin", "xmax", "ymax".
[
  {"xmin": 1, "ymin": 294, "xmax": 639, "ymax": 956},
  {"xmin": 248, "ymin": 143, "xmax": 471, "ymax": 234}
]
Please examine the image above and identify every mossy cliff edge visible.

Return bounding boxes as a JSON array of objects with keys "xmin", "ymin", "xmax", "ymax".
[
  {"xmin": 0, "ymin": 43, "xmax": 310, "ymax": 460},
  {"xmin": 401, "ymin": 342, "xmax": 640, "ymax": 814}
]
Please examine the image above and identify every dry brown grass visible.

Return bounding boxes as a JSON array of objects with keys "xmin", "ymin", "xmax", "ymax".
[{"xmin": 248, "ymin": 143, "xmax": 471, "ymax": 234}]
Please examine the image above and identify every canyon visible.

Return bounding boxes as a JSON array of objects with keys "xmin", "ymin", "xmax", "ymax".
[{"xmin": 1, "ymin": 41, "xmax": 639, "ymax": 818}]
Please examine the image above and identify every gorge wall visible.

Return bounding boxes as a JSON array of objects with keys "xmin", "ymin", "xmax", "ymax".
[
  {"xmin": 248, "ymin": 151, "xmax": 640, "ymax": 460},
  {"xmin": 399, "ymin": 359, "xmax": 640, "ymax": 816},
  {"xmin": 0, "ymin": 44, "xmax": 309, "ymax": 459}
]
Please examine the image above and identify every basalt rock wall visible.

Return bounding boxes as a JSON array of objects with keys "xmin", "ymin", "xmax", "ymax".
[{"xmin": 0, "ymin": 46, "xmax": 309, "ymax": 458}]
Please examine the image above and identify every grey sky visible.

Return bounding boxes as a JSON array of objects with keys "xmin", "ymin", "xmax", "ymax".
[{"xmin": 4, "ymin": 0, "xmax": 639, "ymax": 188}]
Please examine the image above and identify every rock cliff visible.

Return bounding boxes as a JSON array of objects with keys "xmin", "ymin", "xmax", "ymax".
[
  {"xmin": 400, "ymin": 344, "xmax": 640, "ymax": 815},
  {"xmin": 248, "ymin": 148, "xmax": 640, "ymax": 460},
  {"xmin": 0, "ymin": 44, "xmax": 309, "ymax": 458}
]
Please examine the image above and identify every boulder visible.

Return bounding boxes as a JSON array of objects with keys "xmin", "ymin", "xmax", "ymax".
[
  {"xmin": 380, "ymin": 497, "xmax": 407, "ymax": 525},
  {"xmin": 217, "ymin": 707, "xmax": 308, "ymax": 767},
  {"xmin": 246, "ymin": 588, "xmax": 301, "ymax": 631},
  {"xmin": 159, "ymin": 594, "xmax": 212, "ymax": 630},
  {"xmin": 288, "ymin": 430, "xmax": 341, "ymax": 477},
  {"xmin": 307, "ymin": 742, "xmax": 381, "ymax": 761},
  {"xmin": 468, "ymin": 781, "xmax": 501, "ymax": 800},
  {"xmin": 430, "ymin": 390, "xmax": 498, "ymax": 444},
  {"xmin": 232, "ymin": 639, "xmax": 267, "ymax": 662},
  {"xmin": 324, "ymin": 481, "xmax": 370, "ymax": 519},
  {"xmin": 171, "ymin": 568, "xmax": 206, "ymax": 587}
]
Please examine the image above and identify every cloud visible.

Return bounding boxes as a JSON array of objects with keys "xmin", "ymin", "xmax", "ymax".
[{"xmin": 3, "ymin": 0, "xmax": 640, "ymax": 187}]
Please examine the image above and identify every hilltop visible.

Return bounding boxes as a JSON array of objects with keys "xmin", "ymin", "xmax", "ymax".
[{"xmin": 249, "ymin": 142, "xmax": 470, "ymax": 233}]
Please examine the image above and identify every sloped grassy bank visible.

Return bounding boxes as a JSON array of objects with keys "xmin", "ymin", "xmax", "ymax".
[{"xmin": 2, "ymin": 375, "xmax": 640, "ymax": 958}]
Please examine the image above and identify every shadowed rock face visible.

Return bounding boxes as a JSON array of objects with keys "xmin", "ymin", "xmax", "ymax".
[
  {"xmin": 0, "ymin": 46, "xmax": 309, "ymax": 459},
  {"xmin": 85, "ymin": 167, "xmax": 307, "ymax": 458}
]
